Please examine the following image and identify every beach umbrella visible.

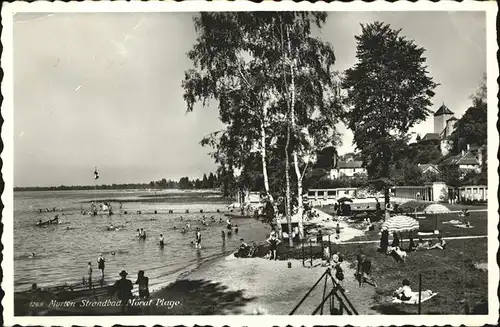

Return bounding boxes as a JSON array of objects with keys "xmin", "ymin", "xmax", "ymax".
[
  {"xmin": 337, "ymin": 197, "xmax": 353, "ymax": 203},
  {"xmin": 381, "ymin": 215, "xmax": 420, "ymax": 233},
  {"xmin": 423, "ymin": 204, "xmax": 450, "ymax": 214}
]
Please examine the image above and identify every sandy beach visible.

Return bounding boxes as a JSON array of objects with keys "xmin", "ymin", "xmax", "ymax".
[
  {"xmin": 148, "ymin": 208, "xmax": 377, "ymax": 315},
  {"xmin": 151, "ymin": 255, "xmax": 377, "ymax": 315}
]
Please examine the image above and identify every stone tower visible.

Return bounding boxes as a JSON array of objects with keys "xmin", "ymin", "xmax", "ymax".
[{"xmin": 434, "ymin": 103, "xmax": 454, "ymax": 135}]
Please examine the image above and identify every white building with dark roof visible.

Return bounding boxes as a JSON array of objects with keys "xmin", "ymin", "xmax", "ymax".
[{"xmin": 330, "ymin": 159, "xmax": 366, "ymax": 179}]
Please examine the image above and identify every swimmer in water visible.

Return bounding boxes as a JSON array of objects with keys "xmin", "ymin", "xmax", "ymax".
[
  {"xmin": 181, "ymin": 227, "xmax": 186, "ymax": 234},
  {"xmin": 28, "ymin": 252, "xmax": 36, "ymax": 258},
  {"xmin": 173, "ymin": 226, "xmax": 176, "ymax": 230},
  {"xmin": 159, "ymin": 234, "xmax": 165, "ymax": 247},
  {"xmin": 186, "ymin": 223, "xmax": 190, "ymax": 229}
]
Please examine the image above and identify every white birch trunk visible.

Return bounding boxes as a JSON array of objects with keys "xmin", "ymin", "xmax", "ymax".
[
  {"xmin": 286, "ymin": 26, "xmax": 304, "ymax": 240},
  {"xmin": 260, "ymin": 108, "xmax": 270, "ymax": 195}
]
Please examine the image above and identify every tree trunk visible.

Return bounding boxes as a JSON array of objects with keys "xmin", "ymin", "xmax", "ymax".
[
  {"xmin": 260, "ymin": 110, "xmax": 270, "ymax": 195},
  {"xmin": 286, "ymin": 25, "xmax": 304, "ymax": 240},
  {"xmin": 285, "ymin": 123, "xmax": 293, "ymax": 247}
]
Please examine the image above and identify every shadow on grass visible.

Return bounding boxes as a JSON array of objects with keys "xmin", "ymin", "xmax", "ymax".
[
  {"xmin": 149, "ymin": 278, "xmax": 256, "ymax": 315},
  {"xmin": 370, "ymin": 303, "xmax": 410, "ymax": 315}
]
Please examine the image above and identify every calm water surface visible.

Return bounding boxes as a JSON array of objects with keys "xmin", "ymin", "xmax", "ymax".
[{"xmin": 14, "ymin": 190, "xmax": 270, "ymax": 292}]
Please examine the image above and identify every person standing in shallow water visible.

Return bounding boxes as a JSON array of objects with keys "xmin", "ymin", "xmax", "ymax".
[
  {"xmin": 97, "ymin": 253, "xmax": 106, "ymax": 279},
  {"xmin": 195, "ymin": 228, "xmax": 202, "ymax": 249},
  {"xmin": 113, "ymin": 270, "xmax": 133, "ymax": 314},
  {"xmin": 159, "ymin": 234, "xmax": 165, "ymax": 248}
]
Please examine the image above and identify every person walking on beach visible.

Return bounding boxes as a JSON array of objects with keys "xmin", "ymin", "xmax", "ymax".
[
  {"xmin": 113, "ymin": 270, "xmax": 133, "ymax": 314},
  {"xmin": 159, "ymin": 234, "xmax": 165, "ymax": 248},
  {"xmin": 267, "ymin": 234, "xmax": 281, "ymax": 260},
  {"xmin": 87, "ymin": 262, "xmax": 93, "ymax": 289},
  {"xmin": 221, "ymin": 230, "xmax": 226, "ymax": 242},
  {"xmin": 235, "ymin": 224, "xmax": 239, "ymax": 234},
  {"xmin": 97, "ymin": 253, "xmax": 106, "ymax": 279},
  {"xmin": 379, "ymin": 227, "xmax": 389, "ymax": 253},
  {"xmin": 195, "ymin": 228, "xmax": 202, "ymax": 249},
  {"xmin": 135, "ymin": 270, "xmax": 150, "ymax": 299},
  {"xmin": 391, "ymin": 232, "xmax": 400, "ymax": 248}
]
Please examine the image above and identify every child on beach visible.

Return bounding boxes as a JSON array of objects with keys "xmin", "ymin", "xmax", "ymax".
[
  {"xmin": 323, "ymin": 243, "xmax": 331, "ymax": 264},
  {"xmin": 87, "ymin": 262, "xmax": 93, "ymax": 289}
]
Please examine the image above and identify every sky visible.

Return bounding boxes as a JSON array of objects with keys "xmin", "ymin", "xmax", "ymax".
[{"xmin": 13, "ymin": 11, "xmax": 487, "ymax": 187}]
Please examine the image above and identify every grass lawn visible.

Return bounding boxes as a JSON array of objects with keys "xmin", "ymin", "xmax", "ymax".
[
  {"xmin": 318, "ymin": 206, "xmax": 487, "ymax": 242},
  {"xmin": 280, "ymin": 237, "xmax": 488, "ymax": 314}
]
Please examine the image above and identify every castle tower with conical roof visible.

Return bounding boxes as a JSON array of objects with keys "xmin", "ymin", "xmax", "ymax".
[{"xmin": 434, "ymin": 103, "xmax": 454, "ymax": 135}]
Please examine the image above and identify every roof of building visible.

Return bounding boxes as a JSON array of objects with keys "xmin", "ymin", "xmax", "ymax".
[
  {"xmin": 446, "ymin": 116, "xmax": 458, "ymax": 122},
  {"xmin": 421, "ymin": 133, "xmax": 440, "ymax": 142},
  {"xmin": 442, "ymin": 151, "xmax": 479, "ymax": 166},
  {"xmin": 337, "ymin": 161, "xmax": 364, "ymax": 169},
  {"xmin": 434, "ymin": 104, "xmax": 454, "ymax": 116},
  {"xmin": 417, "ymin": 164, "xmax": 441, "ymax": 173}
]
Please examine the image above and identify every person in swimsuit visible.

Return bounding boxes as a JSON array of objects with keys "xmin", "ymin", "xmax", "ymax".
[
  {"xmin": 266, "ymin": 235, "xmax": 281, "ymax": 260},
  {"xmin": 235, "ymin": 224, "xmax": 239, "ymax": 234},
  {"xmin": 135, "ymin": 270, "xmax": 150, "ymax": 299},
  {"xmin": 97, "ymin": 253, "xmax": 106, "ymax": 278},
  {"xmin": 159, "ymin": 234, "xmax": 165, "ymax": 247},
  {"xmin": 195, "ymin": 228, "xmax": 202, "ymax": 249}
]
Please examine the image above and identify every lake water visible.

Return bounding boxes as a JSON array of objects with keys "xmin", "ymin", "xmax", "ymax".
[{"xmin": 14, "ymin": 189, "xmax": 270, "ymax": 292}]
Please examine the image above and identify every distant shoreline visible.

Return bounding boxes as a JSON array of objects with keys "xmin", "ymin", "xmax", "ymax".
[{"xmin": 14, "ymin": 187, "xmax": 223, "ymax": 192}]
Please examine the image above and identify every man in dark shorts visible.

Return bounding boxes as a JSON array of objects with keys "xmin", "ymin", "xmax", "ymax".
[
  {"xmin": 97, "ymin": 253, "xmax": 106, "ymax": 279},
  {"xmin": 113, "ymin": 270, "xmax": 133, "ymax": 313},
  {"xmin": 267, "ymin": 235, "xmax": 281, "ymax": 260}
]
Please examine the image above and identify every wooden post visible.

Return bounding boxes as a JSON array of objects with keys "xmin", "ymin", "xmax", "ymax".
[
  {"xmin": 328, "ymin": 234, "xmax": 331, "ymax": 260},
  {"xmin": 321, "ymin": 274, "xmax": 328, "ymax": 314},
  {"xmin": 339, "ymin": 297, "xmax": 344, "ymax": 315},
  {"xmin": 302, "ymin": 239, "xmax": 305, "ymax": 266},
  {"xmin": 309, "ymin": 241, "xmax": 312, "ymax": 267},
  {"xmin": 418, "ymin": 273, "xmax": 422, "ymax": 314}
]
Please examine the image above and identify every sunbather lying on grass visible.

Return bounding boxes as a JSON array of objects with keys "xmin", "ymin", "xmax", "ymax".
[
  {"xmin": 428, "ymin": 235, "xmax": 446, "ymax": 250},
  {"xmin": 393, "ymin": 279, "xmax": 435, "ymax": 303}
]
